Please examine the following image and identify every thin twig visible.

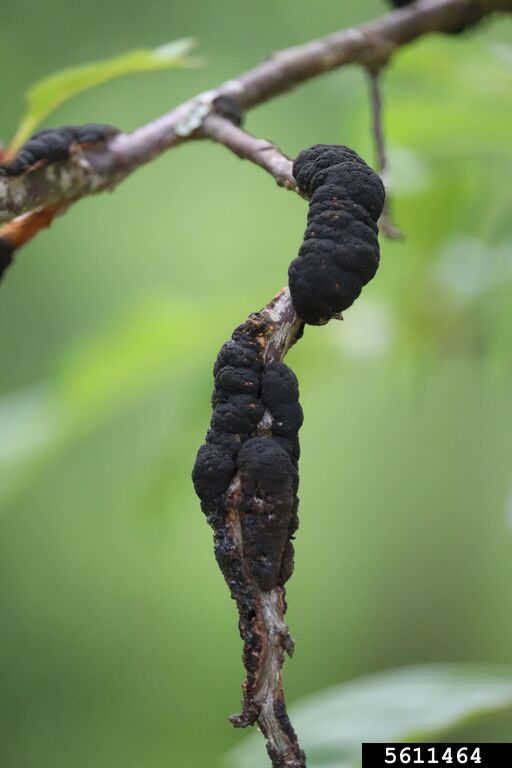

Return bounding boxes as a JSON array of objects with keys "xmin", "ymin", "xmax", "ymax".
[
  {"xmin": 201, "ymin": 114, "xmax": 297, "ymax": 192},
  {"xmin": 366, "ymin": 68, "xmax": 404, "ymax": 240}
]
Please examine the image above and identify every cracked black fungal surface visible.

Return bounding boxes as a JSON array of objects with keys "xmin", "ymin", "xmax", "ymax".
[
  {"xmin": 192, "ymin": 326, "xmax": 302, "ymax": 593},
  {"xmin": 0, "ymin": 124, "xmax": 117, "ymax": 176},
  {"xmin": 288, "ymin": 144, "xmax": 385, "ymax": 325}
]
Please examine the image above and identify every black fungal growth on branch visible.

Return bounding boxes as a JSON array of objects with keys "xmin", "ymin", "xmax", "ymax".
[
  {"xmin": 212, "ymin": 94, "xmax": 244, "ymax": 127},
  {"xmin": 386, "ymin": 0, "xmax": 482, "ymax": 33},
  {"xmin": 192, "ymin": 323, "xmax": 302, "ymax": 594},
  {"xmin": 0, "ymin": 123, "xmax": 118, "ymax": 282},
  {"xmin": 0, "ymin": 238, "xmax": 15, "ymax": 279},
  {"xmin": 0, "ymin": 123, "xmax": 118, "ymax": 176},
  {"xmin": 192, "ymin": 144, "xmax": 384, "ymax": 764},
  {"xmin": 192, "ymin": 318, "xmax": 304, "ymax": 752},
  {"xmin": 288, "ymin": 144, "xmax": 385, "ymax": 325}
]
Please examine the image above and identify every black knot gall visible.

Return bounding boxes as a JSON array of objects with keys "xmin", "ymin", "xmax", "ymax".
[
  {"xmin": 237, "ymin": 437, "xmax": 298, "ymax": 590},
  {"xmin": 0, "ymin": 124, "xmax": 118, "ymax": 176},
  {"xmin": 213, "ymin": 95, "xmax": 244, "ymax": 127},
  {"xmin": 192, "ymin": 328, "xmax": 302, "ymax": 591},
  {"xmin": 0, "ymin": 238, "xmax": 15, "ymax": 280},
  {"xmin": 386, "ymin": 0, "xmax": 481, "ymax": 33},
  {"xmin": 288, "ymin": 144, "xmax": 385, "ymax": 325},
  {"xmin": 192, "ymin": 443, "xmax": 236, "ymax": 511}
]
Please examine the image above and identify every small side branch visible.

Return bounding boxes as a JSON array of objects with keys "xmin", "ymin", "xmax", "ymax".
[
  {"xmin": 201, "ymin": 115, "xmax": 297, "ymax": 192},
  {"xmin": 366, "ymin": 68, "xmax": 404, "ymax": 240}
]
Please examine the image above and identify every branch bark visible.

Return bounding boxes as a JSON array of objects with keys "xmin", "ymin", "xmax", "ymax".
[{"xmin": 1, "ymin": 0, "xmax": 510, "ymax": 227}]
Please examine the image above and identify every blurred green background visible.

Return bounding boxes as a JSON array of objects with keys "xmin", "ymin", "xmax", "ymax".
[{"xmin": 1, "ymin": 1, "xmax": 512, "ymax": 766}]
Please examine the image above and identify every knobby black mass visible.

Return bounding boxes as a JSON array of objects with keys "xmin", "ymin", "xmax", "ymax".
[
  {"xmin": 192, "ymin": 144, "xmax": 384, "ymax": 766},
  {"xmin": 0, "ymin": 124, "xmax": 117, "ymax": 280},
  {"xmin": 289, "ymin": 144, "xmax": 385, "ymax": 325},
  {"xmin": 0, "ymin": 124, "xmax": 117, "ymax": 177},
  {"xmin": 193, "ymin": 323, "xmax": 302, "ymax": 593},
  {"xmin": 192, "ymin": 316, "xmax": 304, "ymax": 753}
]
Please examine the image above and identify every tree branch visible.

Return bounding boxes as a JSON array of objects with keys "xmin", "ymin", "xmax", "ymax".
[
  {"xmin": 1, "ymin": 0, "xmax": 510, "ymax": 229},
  {"xmin": 2, "ymin": 1, "xmax": 510, "ymax": 764},
  {"xmin": 213, "ymin": 288, "xmax": 304, "ymax": 767},
  {"xmin": 201, "ymin": 114, "xmax": 297, "ymax": 191}
]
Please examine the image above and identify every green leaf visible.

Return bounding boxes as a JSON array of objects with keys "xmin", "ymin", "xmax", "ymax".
[
  {"xmin": 9, "ymin": 38, "xmax": 199, "ymax": 153},
  {"xmin": 228, "ymin": 665, "xmax": 512, "ymax": 768}
]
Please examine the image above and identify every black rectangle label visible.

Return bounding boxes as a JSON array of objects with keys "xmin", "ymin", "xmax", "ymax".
[{"xmin": 362, "ymin": 743, "xmax": 512, "ymax": 767}]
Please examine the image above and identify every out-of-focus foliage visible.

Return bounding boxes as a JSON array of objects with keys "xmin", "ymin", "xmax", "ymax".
[
  {"xmin": 0, "ymin": 2, "xmax": 511, "ymax": 767},
  {"xmin": 231, "ymin": 665, "xmax": 512, "ymax": 767},
  {"xmin": 0, "ymin": 300, "xmax": 217, "ymax": 506}
]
